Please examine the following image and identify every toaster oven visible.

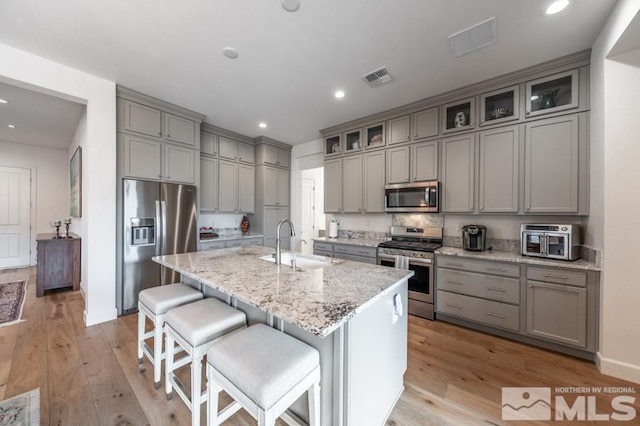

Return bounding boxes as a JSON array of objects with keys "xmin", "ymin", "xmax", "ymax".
[{"xmin": 521, "ymin": 224, "xmax": 580, "ymax": 261}]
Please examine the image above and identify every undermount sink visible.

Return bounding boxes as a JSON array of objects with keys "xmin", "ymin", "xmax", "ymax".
[{"xmin": 259, "ymin": 253, "xmax": 335, "ymax": 270}]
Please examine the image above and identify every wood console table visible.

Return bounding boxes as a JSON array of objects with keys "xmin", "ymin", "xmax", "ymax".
[{"xmin": 36, "ymin": 233, "xmax": 81, "ymax": 297}]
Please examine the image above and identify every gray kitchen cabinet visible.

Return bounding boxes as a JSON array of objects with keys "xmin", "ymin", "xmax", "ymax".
[
  {"xmin": 217, "ymin": 160, "xmax": 255, "ymax": 213},
  {"xmin": 343, "ymin": 156, "xmax": 363, "ymax": 213},
  {"xmin": 201, "ymin": 132, "xmax": 218, "ymax": 156},
  {"xmin": 479, "ymin": 85, "xmax": 520, "ymax": 127},
  {"xmin": 526, "ymin": 270, "xmax": 588, "ymax": 348},
  {"xmin": 201, "ymin": 237, "xmax": 263, "ymax": 250},
  {"xmin": 412, "ymin": 107, "xmax": 438, "ymax": 140},
  {"xmin": 200, "ymin": 157, "xmax": 218, "ymax": 212},
  {"xmin": 386, "ymin": 146, "xmax": 410, "ymax": 184},
  {"xmin": 238, "ymin": 164, "xmax": 255, "ymax": 213},
  {"xmin": 275, "ymin": 168, "xmax": 289, "ymax": 206},
  {"xmin": 525, "ymin": 69, "xmax": 579, "ymax": 118},
  {"xmin": 200, "ymin": 240, "xmax": 226, "ymax": 250},
  {"xmin": 238, "ymin": 142, "xmax": 255, "ymax": 164},
  {"xmin": 437, "ymin": 290, "xmax": 520, "ymax": 332},
  {"xmin": 122, "ymin": 134, "xmax": 195, "ymax": 184},
  {"xmin": 276, "ymin": 148, "xmax": 290, "ymax": 169},
  {"xmin": 364, "ymin": 122, "xmax": 385, "ymax": 149},
  {"xmin": 324, "ymin": 158, "xmax": 342, "ymax": 213},
  {"xmin": 218, "ymin": 160, "xmax": 238, "ymax": 213},
  {"xmin": 478, "ymin": 125, "xmax": 520, "ymax": 213},
  {"xmin": 524, "ymin": 114, "xmax": 579, "ymax": 213},
  {"xmin": 412, "ymin": 140, "xmax": 438, "ymax": 182},
  {"xmin": 441, "ymin": 133, "xmax": 475, "ymax": 213},
  {"xmin": 442, "ymin": 97, "xmax": 476, "ymax": 134},
  {"xmin": 363, "ymin": 151, "xmax": 385, "ymax": 213},
  {"xmin": 263, "ymin": 206, "xmax": 290, "ymax": 250},
  {"xmin": 219, "ymin": 137, "xmax": 238, "ymax": 160},
  {"xmin": 262, "ymin": 166, "xmax": 289, "ymax": 206},
  {"xmin": 164, "ymin": 113, "xmax": 195, "ymax": 146},
  {"xmin": 332, "ymin": 244, "xmax": 377, "ymax": 264},
  {"xmin": 255, "ymin": 143, "xmax": 290, "ymax": 168},
  {"xmin": 386, "ymin": 141, "xmax": 438, "ymax": 185},
  {"xmin": 120, "ymin": 99, "xmax": 197, "ymax": 147},
  {"xmin": 123, "ymin": 100, "xmax": 162, "ymax": 138},
  {"xmin": 313, "ymin": 241, "xmax": 333, "ymax": 257},
  {"xmin": 387, "ymin": 115, "xmax": 411, "ymax": 145}
]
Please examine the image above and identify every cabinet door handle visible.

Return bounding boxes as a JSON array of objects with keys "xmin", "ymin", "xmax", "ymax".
[
  {"xmin": 470, "ymin": 122, "xmax": 474, "ymax": 126},
  {"xmin": 446, "ymin": 280, "xmax": 463, "ymax": 285},
  {"xmin": 413, "ymin": 133, "xmax": 418, "ymax": 138},
  {"xmin": 158, "ymin": 174, "xmax": 162, "ymax": 178},
  {"xmin": 526, "ymin": 110, "xmax": 531, "ymax": 115},
  {"xmin": 158, "ymin": 132, "xmax": 162, "ymax": 136},
  {"xmin": 544, "ymin": 274, "xmax": 569, "ymax": 280},
  {"xmin": 486, "ymin": 286, "xmax": 507, "ymax": 292},
  {"xmin": 167, "ymin": 134, "xmax": 171, "ymax": 138},
  {"xmin": 446, "ymin": 303, "xmax": 463, "ymax": 309},
  {"xmin": 486, "ymin": 312, "xmax": 506, "ymax": 319},
  {"xmin": 487, "ymin": 267, "xmax": 507, "ymax": 272},
  {"xmin": 479, "ymin": 206, "xmax": 484, "ymax": 210}
]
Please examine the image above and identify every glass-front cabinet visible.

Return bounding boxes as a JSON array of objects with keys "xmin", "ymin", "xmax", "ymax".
[
  {"xmin": 344, "ymin": 128, "xmax": 363, "ymax": 154},
  {"xmin": 525, "ymin": 69, "xmax": 579, "ymax": 118},
  {"xmin": 443, "ymin": 97, "xmax": 475, "ymax": 133},
  {"xmin": 364, "ymin": 122, "xmax": 386, "ymax": 149},
  {"xmin": 480, "ymin": 85, "xmax": 519, "ymax": 126},
  {"xmin": 324, "ymin": 134, "xmax": 341, "ymax": 157}
]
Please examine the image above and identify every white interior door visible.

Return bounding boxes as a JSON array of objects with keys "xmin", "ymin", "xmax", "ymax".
[
  {"xmin": 300, "ymin": 177, "xmax": 315, "ymax": 255},
  {"xmin": 0, "ymin": 166, "xmax": 31, "ymax": 269}
]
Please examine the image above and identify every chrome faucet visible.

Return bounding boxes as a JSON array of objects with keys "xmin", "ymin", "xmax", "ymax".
[{"xmin": 275, "ymin": 219, "xmax": 296, "ymax": 265}]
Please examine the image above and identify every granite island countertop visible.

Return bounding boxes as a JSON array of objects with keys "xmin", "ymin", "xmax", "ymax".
[
  {"xmin": 153, "ymin": 246, "xmax": 413, "ymax": 338},
  {"xmin": 436, "ymin": 247, "xmax": 600, "ymax": 271}
]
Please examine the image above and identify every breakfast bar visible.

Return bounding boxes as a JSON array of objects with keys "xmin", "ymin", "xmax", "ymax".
[{"xmin": 153, "ymin": 246, "xmax": 414, "ymax": 425}]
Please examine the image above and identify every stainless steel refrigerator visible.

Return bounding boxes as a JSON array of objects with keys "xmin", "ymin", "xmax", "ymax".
[{"xmin": 119, "ymin": 179, "xmax": 197, "ymax": 315}]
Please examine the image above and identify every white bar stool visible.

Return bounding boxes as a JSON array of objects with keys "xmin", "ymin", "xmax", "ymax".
[
  {"xmin": 138, "ymin": 283, "xmax": 204, "ymax": 388},
  {"xmin": 206, "ymin": 323, "xmax": 321, "ymax": 426},
  {"xmin": 165, "ymin": 297, "xmax": 247, "ymax": 426}
]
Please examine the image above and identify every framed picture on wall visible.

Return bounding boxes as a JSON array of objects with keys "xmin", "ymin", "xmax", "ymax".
[{"xmin": 70, "ymin": 146, "xmax": 82, "ymax": 217}]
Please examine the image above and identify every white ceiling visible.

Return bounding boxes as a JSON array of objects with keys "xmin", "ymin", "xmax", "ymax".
[{"xmin": 0, "ymin": 0, "xmax": 617, "ymax": 146}]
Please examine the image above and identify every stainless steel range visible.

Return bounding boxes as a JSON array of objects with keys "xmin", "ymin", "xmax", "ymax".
[{"xmin": 377, "ymin": 226, "xmax": 442, "ymax": 320}]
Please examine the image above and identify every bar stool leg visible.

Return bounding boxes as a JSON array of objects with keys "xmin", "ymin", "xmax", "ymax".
[
  {"xmin": 153, "ymin": 315, "xmax": 164, "ymax": 388},
  {"xmin": 191, "ymin": 355, "xmax": 203, "ymax": 426},
  {"xmin": 165, "ymin": 327, "xmax": 175, "ymax": 399},
  {"xmin": 137, "ymin": 310, "xmax": 145, "ymax": 363},
  {"xmin": 206, "ymin": 365, "xmax": 220, "ymax": 426},
  {"xmin": 309, "ymin": 382, "xmax": 321, "ymax": 426}
]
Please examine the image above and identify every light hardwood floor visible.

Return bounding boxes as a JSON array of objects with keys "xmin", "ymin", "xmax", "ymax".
[{"xmin": 0, "ymin": 267, "xmax": 637, "ymax": 425}]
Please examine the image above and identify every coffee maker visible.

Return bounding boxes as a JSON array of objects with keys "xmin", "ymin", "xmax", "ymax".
[{"xmin": 462, "ymin": 225, "xmax": 487, "ymax": 251}]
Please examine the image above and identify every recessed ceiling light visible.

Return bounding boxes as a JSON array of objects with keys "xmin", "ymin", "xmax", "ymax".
[
  {"xmin": 0, "ymin": 98, "xmax": 8, "ymax": 104},
  {"xmin": 281, "ymin": 0, "xmax": 300, "ymax": 12},
  {"xmin": 334, "ymin": 90, "xmax": 345, "ymax": 99},
  {"xmin": 545, "ymin": 0, "xmax": 569, "ymax": 15},
  {"xmin": 223, "ymin": 47, "xmax": 239, "ymax": 59},
  {"xmin": 259, "ymin": 122, "xmax": 267, "ymax": 129},
  {"xmin": 8, "ymin": 124, "xmax": 15, "ymax": 129}
]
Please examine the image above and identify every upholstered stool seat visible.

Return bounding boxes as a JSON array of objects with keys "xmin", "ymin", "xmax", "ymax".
[
  {"xmin": 137, "ymin": 283, "xmax": 203, "ymax": 388},
  {"xmin": 206, "ymin": 323, "xmax": 321, "ymax": 426},
  {"xmin": 164, "ymin": 297, "xmax": 247, "ymax": 426}
]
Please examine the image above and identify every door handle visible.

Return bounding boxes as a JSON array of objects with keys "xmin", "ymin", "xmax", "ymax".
[
  {"xmin": 155, "ymin": 200, "xmax": 161, "ymax": 256},
  {"xmin": 161, "ymin": 200, "xmax": 167, "ymax": 255}
]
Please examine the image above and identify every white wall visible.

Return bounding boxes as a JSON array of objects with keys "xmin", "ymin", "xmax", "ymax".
[
  {"xmin": 591, "ymin": 0, "xmax": 640, "ymax": 384},
  {"xmin": 68, "ymin": 110, "xmax": 87, "ymax": 294},
  {"xmin": 0, "ymin": 139, "xmax": 69, "ymax": 261},
  {"xmin": 0, "ymin": 43, "xmax": 117, "ymax": 326}
]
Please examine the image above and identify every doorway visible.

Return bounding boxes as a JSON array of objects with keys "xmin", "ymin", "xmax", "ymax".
[
  {"xmin": 299, "ymin": 167, "xmax": 324, "ymax": 255},
  {"xmin": 0, "ymin": 165, "xmax": 32, "ymax": 269}
]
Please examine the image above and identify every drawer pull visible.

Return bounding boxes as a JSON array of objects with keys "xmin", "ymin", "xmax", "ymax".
[
  {"xmin": 487, "ymin": 267, "xmax": 507, "ymax": 272},
  {"xmin": 486, "ymin": 286, "xmax": 507, "ymax": 292},
  {"xmin": 447, "ymin": 262, "xmax": 464, "ymax": 267},
  {"xmin": 446, "ymin": 280, "xmax": 463, "ymax": 285},
  {"xmin": 486, "ymin": 312, "xmax": 506, "ymax": 319},
  {"xmin": 544, "ymin": 274, "xmax": 569, "ymax": 280},
  {"xmin": 357, "ymin": 250, "xmax": 370, "ymax": 255},
  {"xmin": 446, "ymin": 303, "xmax": 463, "ymax": 309}
]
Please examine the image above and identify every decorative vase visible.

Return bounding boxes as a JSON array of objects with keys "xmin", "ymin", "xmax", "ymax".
[{"xmin": 240, "ymin": 215, "xmax": 250, "ymax": 235}]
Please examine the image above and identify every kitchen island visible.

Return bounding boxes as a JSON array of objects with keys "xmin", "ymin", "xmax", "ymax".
[{"xmin": 153, "ymin": 246, "xmax": 413, "ymax": 426}]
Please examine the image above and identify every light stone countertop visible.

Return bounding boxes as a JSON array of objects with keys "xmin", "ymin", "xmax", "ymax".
[
  {"xmin": 436, "ymin": 247, "xmax": 600, "ymax": 271},
  {"xmin": 313, "ymin": 237, "xmax": 387, "ymax": 248},
  {"xmin": 153, "ymin": 246, "xmax": 413, "ymax": 338},
  {"xmin": 200, "ymin": 234, "xmax": 264, "ymax": 243}
]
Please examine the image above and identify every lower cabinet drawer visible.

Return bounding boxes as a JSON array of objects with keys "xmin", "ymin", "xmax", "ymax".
[
  {"xmin": 437, "ymin": 256, "xmax": 520, "ymax": 278},
  {"xmin": 313, "ymin": 241, "xmax": 333, "ymax": 252},
  {"xmin": 314, "ymin": 250, "xmax": 332, "ymax": 258},
  {"xmin": 437, "ymin": 290, "xmax": 520, "ymax": 332},
  {"xmin": 333, "ymin": 253, "xmax": 377, "ymax": 264},
  {"xmin": 437, "ymin": 268, "xmax": 520, "ymax": 304},
  {"xmin": 201, "ymin": 241, "xmax": 226, "ymax": 250},
  {"xmin": 333, "ymin": 244, "xmax": 377, "ymax": 258}
]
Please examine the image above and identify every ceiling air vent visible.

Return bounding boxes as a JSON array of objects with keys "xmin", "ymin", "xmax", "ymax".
[
  {"xmin": 448, "ymin": 17, "xmax": 496, "ymax": 57},
  {"xmin": 362, "ymin": 66, "xmax": 393, "ymax": 88}
]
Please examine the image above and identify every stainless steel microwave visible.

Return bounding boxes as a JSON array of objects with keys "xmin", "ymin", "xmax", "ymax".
[
  {"xmin": 385, "ymin": 181, "xmax": 439, "ymax": 213},
  {"xmin": 521, "ymin": 224, "xmax": 580, "ymax": 261}
]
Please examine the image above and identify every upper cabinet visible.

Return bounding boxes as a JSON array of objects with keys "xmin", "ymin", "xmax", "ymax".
[
  {"xmin": 412, "ymin": 107, "xmax": 439, "ymax": 140},
  {"xmin": 525, "ymin": 69, "xmax": 579, "ymax": 118},
  {"xmin": 344, "ymin": 128, "xmax": 363, "ymax": 154},
  {"xmin": 217, "ymin": 137, "xmax": 255, "ymax": 164},
  {"xmin": 255, "ymin": 143, "xmax": 291, "ymax": 168},
  {"xmin": 480, "ymin": 85, "xmax": 520, "ymax": 127},
  {"xmin": 442, "ymin": 97, "xmax": 475, "ymax": 134},
  {"xmin": 121, "ymin": 134, "xmax": 195, "ymax": 184},
  {"xmin": 121, "ymin": 99, "xmax": 196, "ymax": 147},
  {"xmin": 387, "ymin": 116, "xmax": 411, "ymax": 145},
  {"xmin": 201, "ymin": 132, "xmax": 218, "ymax": 156},
  {"xmin": 324, "ymin": 134, "xmax": 342, "ymax": 157},
  {"xmin": 364, "ymin": 122, "xmax": 386, "ymax": 149}
]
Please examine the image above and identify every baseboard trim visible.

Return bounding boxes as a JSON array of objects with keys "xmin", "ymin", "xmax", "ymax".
[
  {"xmin": 597, "ymin": 352, "xmax": 640, "ymax": 384},
  {"xmin": 84, "ymin": 307, "xmax": 118, "ymax": 327}
]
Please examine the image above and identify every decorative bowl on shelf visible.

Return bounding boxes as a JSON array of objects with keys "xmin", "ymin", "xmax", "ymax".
[
  {"xmin": 331, "ymin": 142, "xmax": 340, "ymax": 153},
  {"xmin": 369, "ymin": 134, "xmax": 383, "ymax": 146},
  {"xmin": 489, "ymin": 107, "xmax": 509, "ymax": 119}
]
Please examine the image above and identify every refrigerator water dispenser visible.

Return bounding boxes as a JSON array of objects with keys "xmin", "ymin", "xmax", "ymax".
[{"xmin": 130, "ymin": 218, "xmax": 155, "ymax": 245}]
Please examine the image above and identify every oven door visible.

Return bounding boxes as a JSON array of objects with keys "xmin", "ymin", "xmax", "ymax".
[
  {"xmin": 522, "ymin": 231, "xmax": 545, "ymax": 257},
  {"xmin": 377, "ymin": 253, "xmax": 433, "ymax": 304},
  {"xmin": 544, "ymin": 232, "xmax": 570, "ymax": 260}
]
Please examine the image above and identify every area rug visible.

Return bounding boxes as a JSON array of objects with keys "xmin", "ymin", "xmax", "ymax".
[
  {"xmin": 0, "ymin": 280, "xmax": 27, "ymax": 328},
  {"xmin": 0, "ymin": 388, "xmax": 39, "ymax": 426}
]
